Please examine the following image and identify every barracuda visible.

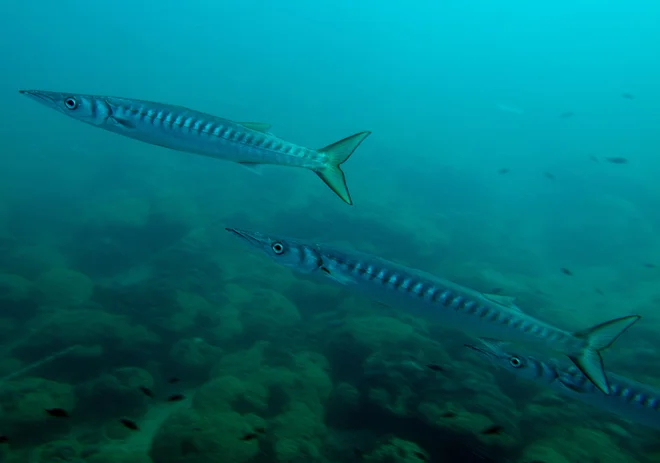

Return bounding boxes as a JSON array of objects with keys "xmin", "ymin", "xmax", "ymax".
[
  {"xmin": 466, "ymin": 341, "xmax": 660, "ymax": 430},
  {"xmin": 225, "ymin": 228, "xmax": 640, "ymax": 395},
  {"xmin": 19, "ymin": 90, "xmax": 370, "ymax": 205}
]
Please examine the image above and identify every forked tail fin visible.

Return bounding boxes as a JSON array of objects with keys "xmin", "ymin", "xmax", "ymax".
[
  {"xmin": 314, "ymin": 131, "xmax": 371, "ymax": 205},
  {"xmin": 569, "ymin": 315, "xmax": 640, "ymax": 394}
]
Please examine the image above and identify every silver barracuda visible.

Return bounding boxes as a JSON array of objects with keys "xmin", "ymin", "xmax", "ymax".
[
  {"xmin": 466, "ymin": 341, "xmax": 660, "ymax": 430},
  {"xmin": 19, "ymin": 90, "xmax": 370, "ymax": 205},
  {"xmin": 225, "ymin": 228, "xmax": 640, "ymax": 395}
]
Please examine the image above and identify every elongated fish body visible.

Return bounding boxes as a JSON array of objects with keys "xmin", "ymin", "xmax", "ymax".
[
  {"xmin": 19, "ymin": 90, "xmax": 370, "ymax": 205},
  {"xmin": 225, "ymin": 228, "xmax": 641, "ymax": 395},
  {"xmin": 467, "ymin": 341, "xmax": 660, "ymax": 430}
]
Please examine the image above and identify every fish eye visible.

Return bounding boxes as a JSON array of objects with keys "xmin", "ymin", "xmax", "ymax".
[
  {"xmin": 271, "ymin": 242, "xmax": 285, "ymax": 254},
  {"xmin": 64, "ymin": 97, "xmax": 78, "ymax": 110},
  {"xmin": 509, "ymin": 356, "xmax": 523, "ymax": 368}
]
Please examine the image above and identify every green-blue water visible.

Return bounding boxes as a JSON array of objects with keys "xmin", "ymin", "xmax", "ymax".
[{"xmin": 1, "ymin": 1, "xmax": 659, "ymax": 462}]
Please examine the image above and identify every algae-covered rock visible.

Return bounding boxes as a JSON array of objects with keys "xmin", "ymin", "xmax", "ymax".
[
  {"xmin": 0, "ymin": 377, "xmax": 75, "ymax": 427},
  {"xmin": 170, "ymin": 337, "xmax": 222, "ymax": 379},
  {"xmin": 149, "ymin": 408, "xmax": 261, "ymax": 463},
  {"xmin": 34, "ymin": 267, "xmax": 94, "ymax": 307},
  {"xmin": 364, "ymin": 437, "xmax": 428, "ymax": 462},
  {"xmin": 6, "ymin": 244, "xmax": 69, "ymax": 279},
  {"xmin": 29, "ymin": 438, "xmax": 82, "ymax": 463},
  {"xmin": 239, "ymin": 288, "xmax": 301, "ymax": 336},
  {"xmin": 80, "ymin": 367, "xmax": 154, "ymax": 419},
  {"xmin": 272, "ymin": 402, "xmax": 327, "ymax": 462},
  {"xmin": 0, "ymin": 273, "xmax": 32, "ymax": 302}
]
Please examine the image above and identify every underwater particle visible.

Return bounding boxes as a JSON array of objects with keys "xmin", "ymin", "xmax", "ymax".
[
  {"xmin": 168, "ymin": 377, "xmax": 180, "ymax": 384},
  {"xmin": 497, "ymin": 168, "xmax": 510, "ymax": 174},
  {"xmin": 139, "ymin": 386, "xmax": 155, "ymax": 398},
  {"xmin": 166, "ymin": 393, "xmax": 185, "ymax": 402},
  {"xmin": 0, "ymin": 436, "xmax": 8, "ymax": 443},
  {"xmin": 480, "ymin": 424, "xmax": 504, "ymax": 435},
  {"xmin": 45, "ymin": 408, "xmax": 69, "ymax": 418},
  {"xmin": 621, "ymin": 92, "xmax": 634, "ymax": 99},
  {"xmin": 589, "ymin": 154, "xmax": 598, "ymax": 162},
  {"xmin": 559, "ymin": 111, "xmax": 575, "ymax": 118},
  {"xmin": 239, "ymin": 432, "xmax": 259, "ymax": 441},
  {"xmin": 119, "ymin": 418, "xmax": 139, "ymax": 430},
  {"xmin": 544, "ymin": 172, "xmax": 555, "ymax": 180},
  {"xmin": 559, "ymin": 267, "xmax": 573, "ymax": 276},
  {"xmin": 413, "ymin": 450, "xmax": 428, "ymax": 461},
  {"xmin": 643, "ymin": 263, "xmax": 656, "ymax": 268},
  {"xmin": 425, "ymin": 364, "xmax": 445, "ymax": 372},
  {"xmin": 440, "ymin": 411, "xmax": 457, "ymax": 418},
  {"xmin": 605, "ymin": 157, "xmax": 628, "ymax": 164}
]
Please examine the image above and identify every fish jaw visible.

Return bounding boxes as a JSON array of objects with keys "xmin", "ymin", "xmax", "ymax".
[{"xmin": 225, "ymin": 228, "xmax": 323, "ymax": 274}]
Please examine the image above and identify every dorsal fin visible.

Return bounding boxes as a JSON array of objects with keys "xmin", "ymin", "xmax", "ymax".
[
  {"xmin": 482, "ymin": 293, "xmax": 520, "ymax": 310},
  {"xmin": 239, "ymin": 122, "xmax": 272, "ymax": 132}
]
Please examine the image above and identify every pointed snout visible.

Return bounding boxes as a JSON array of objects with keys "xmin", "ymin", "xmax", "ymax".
[
  {"xmin": 225, "ymin": 227, "xmax": 267, "ymax": 248},
  {"xmin": 18, "ymin": 89, "xmax": 58, "ymax": 106}
]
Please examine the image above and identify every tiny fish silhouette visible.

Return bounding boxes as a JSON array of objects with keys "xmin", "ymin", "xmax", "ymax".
[
  {"xmin": 560, "ymin": 268, "xmax": 573, "ymax": 276},
  {"xmin": 441, "ymin": 411, "xmax": 457, "ymax": 418},
  {"xmin": 589, "ymin": 155, "xmax": 599, "ymax": 162},
  {"xmin": 166, "ymin": 393, "xmax": 185, "ymax": 402},
  {"xmin": 426, "ymin": 364, "xmax": 445, "ymax": 372},
  {"xmin": 0, "ymin": 436, "xmax": 8, "ymax": 444},
  {"xmin": 621, "ymin": 93, "xmax": 634, "ymax": 99},
  {"xmin": 480, "ymin": 424, "xmax": 504, "ymax": 435},
  {"xmin": 498, "ymin": 168, "xmax": 510, "ymax": 174},
  {"xmin": 560, "ymin": 111, "xmax": 575, "ymax": 119},
  {"xmin": 594, "ymin": 288, "xmax": 604, "ymax": 295},
  {"xmin": 240, "ymin": 433, "xmax": 259, "ymax": 441},
  {"xmin": 139, "ymin": 386, "xmax": 154, "ymax": 398},
  {"xmin": 544, "ymin": 172, "xmax": 555, "ymax": 180},
  {"xmin": 119, "ymin": 419, "xmax": 139, "ymax": 430},
  {"xmin": 45, "ymin": 408, "xmax": 69, "ymax": 418},
  {"xmin": 643, "ymin": 263, "xmax": 656, "ymax": 268},
  {"xmin": 605, "ymin": 157, "xmax": 628, "ymax": 164},
  {"xmin": 167, "ymin": 377, "xmax": 180, "ymax": 384}
]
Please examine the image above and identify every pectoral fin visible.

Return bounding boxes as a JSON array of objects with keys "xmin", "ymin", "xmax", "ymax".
[{"xmin": 321, "ymin": 267, "xmax": 354, "ymax": 285}]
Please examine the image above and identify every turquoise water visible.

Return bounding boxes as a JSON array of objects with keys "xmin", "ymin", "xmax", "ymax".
[{"xmin": 1, "ymin": 1, "xmax": 659, "ymax": 462}]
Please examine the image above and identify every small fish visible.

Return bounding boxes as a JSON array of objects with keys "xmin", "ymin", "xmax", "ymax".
[
  {"xmin": 45, "ymin": 408, "xmax": 69, "ymax": 418},
  {"xmin": 605, "ymin": 157, "xmax": 628, "ymax": 164},
  {"xmin": 119, "ymin": 419, "xmax": 139, "ymax": 430},
  {"xmin": 643, "ymin": 263, "xmax": 656, "ymax": 269},
  {"xmin": 167, "ymin": 377, "xmax": 180, "ymax": 384},
  {"xmin": 560, "ymin": 267, "xmax": 573, "ymax": 276},
  {"xmin": 480, "ymin": 424, "xmax": 504, "ymax": 435},
  {"xmin": 413, "ymin": 450, "xmax": 428, "ymax": 461},
  {"xmin": 426, "ymin": 364, "xmax": 445, "ymax": 372},
  {"xmin": 498, "ymin": 168, "xmax": 510, "ymax": 174},
  {"xmin": 240, "ymin": 433, "xmax": 259, "ymax": 441},
  {"xmin": 621, "ymin": 93, "xmax": 634, "ymax": 100},
  {"xmin": 489, "ymin": 287, "xmax": 503, "ymax": 294},
  {"xmin": 441, "ymin": 411, "xmax": 457, "ymax": 418},
  {"xmin": 589, "ymin": 155, "xmax": 599, "ymax": 162},
  {"xmin": 595, "ymin": 288, "xmax": 604, "ymax": 295},
  {"xmin": 166, "ymin": 393, "xmax": 185, "ymax": 402},
  {"xmin": 544, "ymin": 172, "xmax": 555, "ymax": 180},
  {"xmin": 0, "ymin": 436, "xmax": 8, "ymax": 444},
  {"xmin": 560, "ymin": 111, "xmax": 575, "ymax": 119},
  {"xmin": 138, "ymin": 386, "xmax": 154, "ymax": 398}
]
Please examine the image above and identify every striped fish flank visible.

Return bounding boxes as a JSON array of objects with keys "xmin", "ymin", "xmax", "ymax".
[
  {"xmin": 467, "ymin": 341, "xmax": 660, "ymax": 430},
  {"xmin": 225, "ymin": 228, "xmax": 641, "ymax": 396},
  {"xmin": 19, "ymin": 90, "xmax": 370, "ymax": 205}
]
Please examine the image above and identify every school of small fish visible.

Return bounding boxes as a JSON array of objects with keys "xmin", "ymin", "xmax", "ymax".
[{"xmin": 14, "ymin": 87, "xmax": 655, "ymax": 453}]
